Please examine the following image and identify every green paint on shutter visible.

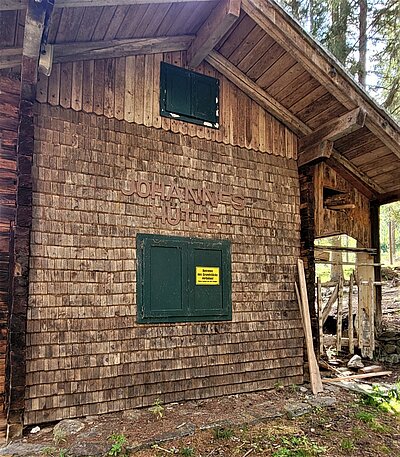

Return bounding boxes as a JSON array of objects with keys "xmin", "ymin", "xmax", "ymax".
[
  {"xmin": 137, "ymin": 234, "xmax": 231, "ymax": 323},
  {"xmin": 192, "ymin": 73, "xmax": 219, "ymax": 124},
  {"xmin": 160, "ymin": 62, "xmax": 219, "ymax": 128},
  {"xmin": 164, "ymin": 64, "xmax": 191, "ymax": 116}
]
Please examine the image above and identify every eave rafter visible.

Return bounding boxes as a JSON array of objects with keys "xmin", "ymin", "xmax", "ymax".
[
  {"xmin": 298, "ymin": 108, "xmax": 366, "ymax": 152},
  {"xmin": 207, "ymin": 52, "xmax": 381, "ymax": 198},
  {"xmin": 206, "ymin": 51, "xmax": 311, "ymax": 136},
  {"xmin": 53, "ymin": 35, "xmax": 194, "ymax": 63},
  {"xmin": 1, "ymin": 0, "xmax": 215, "ymax": 10},
  {"xmin": 187, "ymin": 0, "xmax": 241, "ymax": 68}
]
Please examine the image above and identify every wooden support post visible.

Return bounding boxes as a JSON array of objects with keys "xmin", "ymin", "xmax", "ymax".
[
  {"xmin": 6, "ymin": 0, "xmax": 50, "ymax": 441},
  {"xmin": 370, "ymin": 204, "xmax": 382, "ymax": 331},
  {"xmin": 317, "ymin": 277, "xmax": 323, "ymax": 355},
  {"xmin": 357, "ymin": 251, "xmax": 374, "ymax": 358},
  {"xmin": 348, "ymin": 273, "xmax": 354, "ymax": 354},
  {"xmin": 368, "ymin": 278, "xmax": 375, "ymax": 359},
  {"xmin": 298, "ymin": 166, "xmax": 318, "ymax": 344},
  {"xmin": 336, "ymin": 276, "xmax": 343, "ymax": 353},
  {"xmin": 358, "ymin": 277, "xmax": 363, "ymax": 355}
]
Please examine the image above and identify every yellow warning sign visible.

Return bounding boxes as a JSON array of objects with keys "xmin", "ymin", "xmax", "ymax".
[{"xmin": 196, "ymin": 267, "xmax": 220, "ymax": 285}]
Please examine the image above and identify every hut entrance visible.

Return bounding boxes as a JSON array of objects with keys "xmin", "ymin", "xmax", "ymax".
[{"xmin": 314, "ymin": 235, "xmax": 378, "ymax": 359}]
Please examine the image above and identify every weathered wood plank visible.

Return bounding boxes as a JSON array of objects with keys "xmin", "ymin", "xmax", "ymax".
[
  {"xmin": 187, "ymin": 0, "xmax": 241, "ymax": 68},
  {"xmin": 0, "ymin": 48, "xmax": 22, "ymax": 70},
  {"xmin": 1, "ymin": 0, "xmax": 216, "ymax": 11},
  {"xmin": 52, "ymin": 35, "xmax": 194, "ymax": 63},
  {"xmin": 299, "ymin": 108, "xmax": 366, "ymax": 152},
  {"xmin": 297, "ymin": 140, "xmax": 333, "ymax": 167},
  {"xmin": 71, "ymin": 61, "xmax": 83, "ymax": 111},
  {"xmin": 206, "ymin": 51, "xmax": 311, "ymax": 136}
]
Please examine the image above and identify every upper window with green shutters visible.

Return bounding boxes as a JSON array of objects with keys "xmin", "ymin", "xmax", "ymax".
[{"xmin": 160, "ymin": 62, "xmax": 219, "ymax": 129}]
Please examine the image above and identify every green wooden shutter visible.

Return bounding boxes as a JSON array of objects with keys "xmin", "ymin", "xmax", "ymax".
[
  {"xmin": 137, "ymin": 235, "xmax": 188, "ymax": 322},
  {"xmin": 137, "ymin": 234, "xmax": 231, "ymax": 323},
  {"xmin": 162, "ymin": 63, "xmax": 191, "ymax": 116},
  {"xmin": 160, "ymin": 62, "xmax": 219, "ymax": 127},
  {"xmin": 191, "ymin": 73, "xmax": 219, "ymax": 124}
]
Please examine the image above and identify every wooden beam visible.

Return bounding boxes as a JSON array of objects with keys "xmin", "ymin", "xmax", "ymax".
[
  {"xmin": 299, "ymin": 108, "xmax": 366, "ymax": 152},
  {"xmin": 326, "ymin": 151, "xmax": 384, "ymax": 199},
  {"xmin": 206, "ymin": 51, "xmax": 311, "ymax": 136},
  {"xmin": 0, "ymin": 48, "xmax": 22, "ymax": 70},
  {"xmin": 0, "ymin": 36, "xmax": 193, "ymax": 67},
  {"xmin": 1, "ymin": 0, "xmax": 215, "ymax": 11},
  {"xmin": 187, "ymin": 0, "xmax": 241, "ymax": 68},
  {"xmin": 298, "ymin": 140, "xmax": 333, "ymax": 167},
  {"xmin": 242, "ymin": 0, "xmax": 400, "ymax": 161},
  {"xmin": 53, "ymin": 35, "xmax": 194, "ymax": 63},
  {"xmin": 7, "ymin": 0, "xmax": 50, "ymax": 441},
  {"xmin": 373, "ymin": 188, "xmax": 400, "ymax": 205}
]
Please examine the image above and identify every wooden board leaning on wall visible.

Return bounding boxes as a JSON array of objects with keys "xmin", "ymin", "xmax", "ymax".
[{"xmin": 36, "ymin": 51, "xmax": 297, "ymax": 159}]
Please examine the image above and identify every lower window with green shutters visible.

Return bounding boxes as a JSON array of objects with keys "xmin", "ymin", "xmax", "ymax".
[{"xmin": 136, "ymin": 233, "xmax": 231, "ymax": 323}]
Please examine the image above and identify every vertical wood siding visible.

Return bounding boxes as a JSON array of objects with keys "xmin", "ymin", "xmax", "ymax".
[{"xmin": 36, "ymin": 52, "xmax": 298, "ymax": 159}]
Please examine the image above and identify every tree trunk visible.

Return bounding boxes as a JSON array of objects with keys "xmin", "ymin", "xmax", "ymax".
[{"xmin": 358, "ymin": 0, "xmax": 367, "ymax": 87}]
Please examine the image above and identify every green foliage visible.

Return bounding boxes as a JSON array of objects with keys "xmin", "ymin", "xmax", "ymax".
[
  {"xmin": 149, "ymin": 398, "xmax": 165, "ymax": 419},
  {"xmin": 371, "ymin": 0, "xmax": 400, "ymax": 119},
  {"xmin": 53, "ymin": 429, "xmax": 67, "ymax": 447},
  {"xmin": 355, "ymin": 410, "xmax": 376, "ymax": 423},
  {"xmin": 340, "ymin": 438, "xmax": 355, "ymax": 451},
  {"xmin": 213, "ymin": 427, "xmax": 234, "ymax": 440},
  {"xmin": 108, "ymin": 433, "xmax": 129, "ymax": 457},
  {"xmin": 180, "ymin": 447, "xmax": 195, "ymax": 456},
  {"xmin": 42, "ymin": 447, "xmax": 68, "ymax": 457},
  {"xmin": 272, "ymin": 435, "xmax": 326, "ymax": 457},
  {"xmin": 361, "ymin": 383, "xmax": 400, "ymax": 415}
]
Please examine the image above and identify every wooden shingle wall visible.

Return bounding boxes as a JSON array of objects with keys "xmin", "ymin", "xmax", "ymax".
[
  {"xmin": 25, "ymin": 102, "xmax": 303, "ymax": 425},
  {"xmin": 36, "ymin": 51, "xmax": 297, "ymax": 160}
]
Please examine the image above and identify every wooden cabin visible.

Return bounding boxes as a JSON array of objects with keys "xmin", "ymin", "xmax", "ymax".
[{"xmin": 0, "ymin": 0, "xmax": 399, "ymax": 439}]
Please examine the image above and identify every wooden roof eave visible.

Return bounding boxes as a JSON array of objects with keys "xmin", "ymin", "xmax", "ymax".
[
  {"xmin": 241, "ymin": 0, "xmax": 400, "ymax": 162},
  {"xmin": 0, "ymin": 0, "xmax": 217, "ymax": 11}
]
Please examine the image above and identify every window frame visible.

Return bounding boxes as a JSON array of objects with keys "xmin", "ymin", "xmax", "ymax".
[
  {"xmin": 160, "ymin": 62, "xmax": 220, "ymax": 129},
  {"xmin": 137, "ymin": 233, "xmax": 231, "ymax": 324}
]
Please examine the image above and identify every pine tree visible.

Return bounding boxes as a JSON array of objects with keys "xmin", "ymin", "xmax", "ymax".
[
  {"xmin": 370, "ymin": 0, "xmax": 400, "ymax": 118},
  {"xmin": 358, "ymin": 0, "xmax": 368, "ymax": 87}
]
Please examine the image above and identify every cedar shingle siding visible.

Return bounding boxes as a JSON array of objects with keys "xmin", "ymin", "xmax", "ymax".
[{"xmin": 25, "ymin": 103, "xmax": 303, "ymax": 424}]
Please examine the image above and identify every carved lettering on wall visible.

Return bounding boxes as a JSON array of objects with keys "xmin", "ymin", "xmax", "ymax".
[{"xmin": 122, "ymin": 177, "xmax": 246, "ymax": 228}]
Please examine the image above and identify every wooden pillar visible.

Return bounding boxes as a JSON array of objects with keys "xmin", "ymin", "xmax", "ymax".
[
  {"xmin": 371, "ymin": 203, "xmax": 382, "ymax": 331},
  {"xmin": 7, "ymin": 0, "xmax": 50, "ymax": 440},
  {"xmin": 299, "ymin": 165, "xmax": 317, "ymax": 343}
]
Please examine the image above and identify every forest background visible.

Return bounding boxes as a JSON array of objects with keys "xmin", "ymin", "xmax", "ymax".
[{"xmin": 278, "ymin": 0, "xmax": 400, "ymax": 265}]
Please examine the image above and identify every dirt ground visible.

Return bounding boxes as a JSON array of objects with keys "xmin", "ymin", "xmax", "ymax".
[{"xmin": 1, "ymin": 367, "xmax": 399, "ymax": 457}]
